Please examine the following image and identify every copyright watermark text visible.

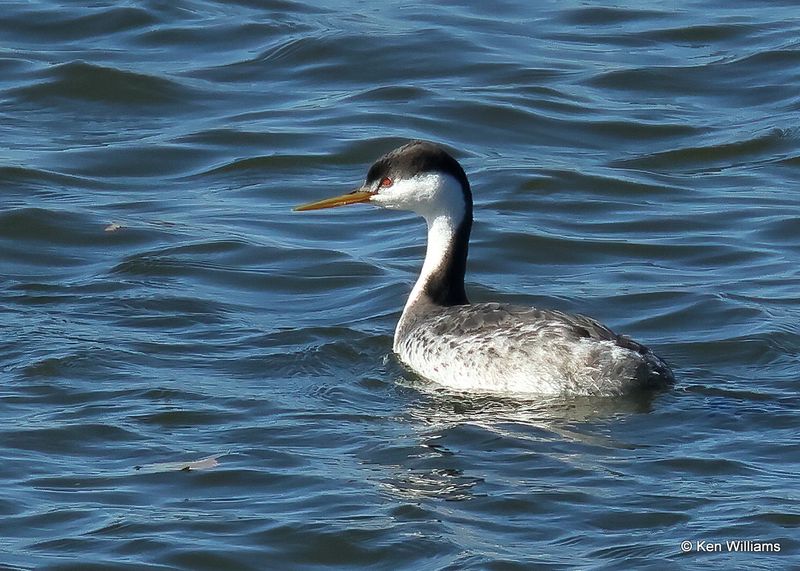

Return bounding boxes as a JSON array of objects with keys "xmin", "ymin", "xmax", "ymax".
[{"xmin": 680, "ymin": 540, "xmax": 781, "ymax": 553}]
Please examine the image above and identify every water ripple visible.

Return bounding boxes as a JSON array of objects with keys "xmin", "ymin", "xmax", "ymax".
[{"xmin": 12, "ymin": 61, "xmax": 194, "ymax": 106}]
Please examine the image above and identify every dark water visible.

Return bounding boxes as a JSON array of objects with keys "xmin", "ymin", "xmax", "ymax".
[{"xmin": 2, "ymin": 1, "xmax": 799, "ymax": 569}]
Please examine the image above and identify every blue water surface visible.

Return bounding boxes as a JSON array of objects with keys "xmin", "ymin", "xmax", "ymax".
[{"xmin": 1, "ymin": 1, "xmax": 799, "ymax": 569}]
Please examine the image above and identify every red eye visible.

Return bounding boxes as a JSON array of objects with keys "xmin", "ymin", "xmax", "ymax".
[{"xmin": 380, "ymin": 177, "xmax": 393, "ymax": 188}]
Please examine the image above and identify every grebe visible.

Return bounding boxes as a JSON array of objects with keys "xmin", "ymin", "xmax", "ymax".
[{"xmin": 295, "ymin": 141, "xmax": 674, "ymax": 395}]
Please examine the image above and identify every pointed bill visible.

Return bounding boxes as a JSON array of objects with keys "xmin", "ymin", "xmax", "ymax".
[{"xmin": 294, "ymin": 189, "xmax": 374, "ymax": 212}]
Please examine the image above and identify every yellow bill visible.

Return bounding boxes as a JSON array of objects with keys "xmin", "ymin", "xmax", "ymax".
[{"xmin": 294, "ymin": 190, "xmax": 374, "ymax": 212}]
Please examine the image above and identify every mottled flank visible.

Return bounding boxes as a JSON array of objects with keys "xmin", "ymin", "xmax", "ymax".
[{"xmin": 396, "ymin": 302, "xmax": 673, "ymax": 395}]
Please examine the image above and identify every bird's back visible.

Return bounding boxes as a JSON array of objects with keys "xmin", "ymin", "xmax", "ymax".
[{"xmin": 394, "ymin": 302, "xmax": 673, "ymax": 395}]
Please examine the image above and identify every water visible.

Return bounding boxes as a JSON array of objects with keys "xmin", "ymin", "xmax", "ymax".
[{"xmin": 1, "ymin": 1, "xmax": 798, "ymax": 569}]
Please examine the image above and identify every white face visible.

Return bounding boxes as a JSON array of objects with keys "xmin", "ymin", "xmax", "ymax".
[{"xmin": 369, "ymin": 172, "xmax": 466, "ymax": 223}]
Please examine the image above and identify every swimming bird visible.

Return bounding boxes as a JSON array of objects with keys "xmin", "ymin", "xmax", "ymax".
[{"xmin": 295, "ymin": 141, "xmax": 674, "ymax": 395}]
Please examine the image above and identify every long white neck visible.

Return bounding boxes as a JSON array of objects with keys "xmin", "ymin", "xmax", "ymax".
[
  {"xmin": 404, "ymin": 213, "xmax": 459, "ymax": 314},
  {"xmin": 394, "ymin": 210, "xmax": 470, "ymax": 350},
  {"xmin": 373, "ymin": 171, "xmax": 472, "ymax": 349}
]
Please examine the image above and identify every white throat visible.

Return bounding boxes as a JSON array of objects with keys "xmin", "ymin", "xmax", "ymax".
[
  {"xmin": 404, "ymin": 213, "xmax": 460, "ymax": 313},
  {"xmin": 377, "ymin": 172, "xmax": 467, "ymax": 347}
]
